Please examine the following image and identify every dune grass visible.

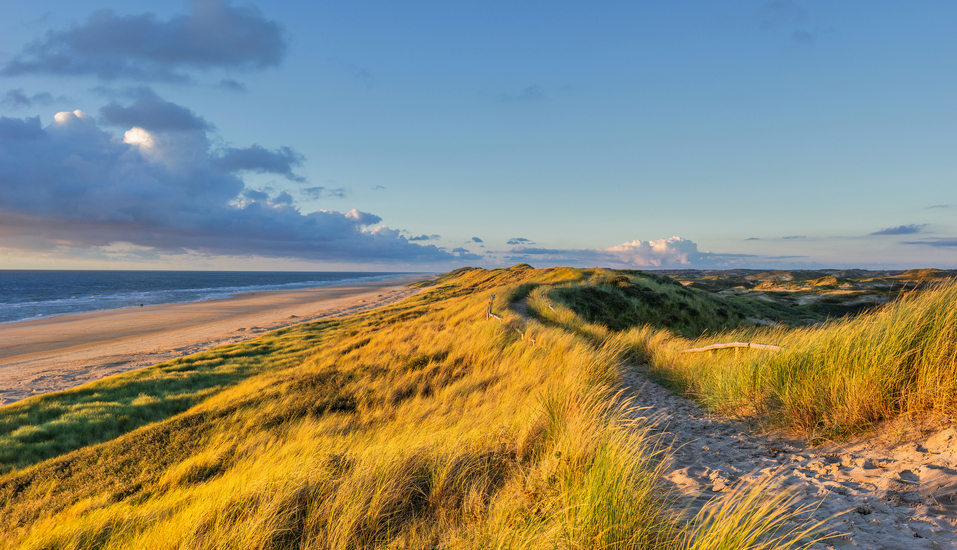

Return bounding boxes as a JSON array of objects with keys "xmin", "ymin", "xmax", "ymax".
[
  {"xmin": 0, "ymin": 265, "xmax": 838, "ymax": 549},
  {"xmin": 546, "ymin": 269, "xmax": 748, "ymax": 337},
  {"xmin": 579, "ymin": 280, "xmax": 957, "ymax": 441},
  {"xmin": 0, "ymin": 328, "xmax": 341, "ymax": 474},
  {"xmin": 526, "ymin": 269, "xmax": 957, "ymax": 439},
  {"xmin": 543, "ymin": 268, "xmax": 878, "ymax": 337}
]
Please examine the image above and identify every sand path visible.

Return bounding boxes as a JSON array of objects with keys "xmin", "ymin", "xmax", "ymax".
[
  {"xmin": 510, "ymin": 296, "xmax": 957, "ymax": 547},
  {"xmin": 0, "ymin": 274, "xmax": 428, "ymax": 405},
  {"xmin": 621, "ymin": 369, "xmax": 957, "ymax": 548}
]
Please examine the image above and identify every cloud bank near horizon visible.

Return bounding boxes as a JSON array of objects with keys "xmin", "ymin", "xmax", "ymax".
[
  {"xmin": 0, "ymin": 107, "xmax": 455, "ymax": 264},
  {"xmin": 506, "ymin": 236, "xmax": 759, "ymax": 269}
]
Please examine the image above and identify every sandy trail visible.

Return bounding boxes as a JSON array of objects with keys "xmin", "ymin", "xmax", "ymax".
[
  {"xmin": 621, "ymin": 368, "xmax": 957, "ymax": 549},
  {"xmin": 511, "ymin": 295, "xmax": 957, "ymax": 547},
  {"xmin": 0, "ymin": 274, "xmax": 428, "ymax": 406}
]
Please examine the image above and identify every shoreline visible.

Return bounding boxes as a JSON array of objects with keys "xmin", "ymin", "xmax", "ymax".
[
  {"xmin": 0, "ymin": 272, "xmax": 422, "ymax": 326},
  {"xmin": 0, "ymin": 273, "xmax": 432, "ymax": 406}
]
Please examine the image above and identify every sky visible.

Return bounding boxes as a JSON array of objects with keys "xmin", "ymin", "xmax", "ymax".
[{"xmin": 0, "ymin": 1, "xmax": 955, "ymax": 271}]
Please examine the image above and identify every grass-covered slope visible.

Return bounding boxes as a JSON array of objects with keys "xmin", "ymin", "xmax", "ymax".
[
  {"xmin": 0, "ymin": 265, "xmax": 834, "ymax": 549},
  {"xmin": 535, "ymin": 271, "xmax": 957, "ymax": 441},
  {"xmin": 4, "ymin": 266, "xmax": 646, "ymax": 548},
  {"xmin": 0, "ymin": 332, "xmax": 323, "ymax": 474},
  {"xmin": 546, "ymin": 269, "xmax": 898, "ymax": 336},
  {"xmin": 620, "ymin": 282, "xmax": 957, "ymax": 440},
  {"xmin": 547, "ymin": 270, "xmax": 748, "ymax": 337}
]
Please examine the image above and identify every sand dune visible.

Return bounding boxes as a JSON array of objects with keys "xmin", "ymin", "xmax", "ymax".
[{"xmin": 0, "ymin": 275, "xmax": 427, "ymax": 405}]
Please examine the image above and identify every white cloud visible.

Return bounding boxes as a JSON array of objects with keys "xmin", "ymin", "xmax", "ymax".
[
  {"xmin": 53, "ymin": 110, "xmax": 92, "ymax": 124},
  {"xmin": 123, "ymin": 126, "xmax": 155, "ymax": 148},
  {"xmin": 345, "ymin": 208, "xmax": 382, "ymax": 226},
  {"xmin": 600, "ymin": 236, "xmax": 701, "ymax": 267},
  {"xmin": 502, "ymin": 236, "xmax": 759, "ymax": 269}
]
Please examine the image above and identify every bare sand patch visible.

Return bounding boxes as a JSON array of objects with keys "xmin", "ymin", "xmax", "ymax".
[
  {"xmin": 623, "ymin": 369, "xmax": 957, "ymax": 549},
  {"xmin": 0, "ymin": 275, "xmax": 429, "ymax": 405}
]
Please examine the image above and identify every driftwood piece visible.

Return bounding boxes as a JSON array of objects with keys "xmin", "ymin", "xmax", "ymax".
[{"xmin": 680, "ymin": 342, "xmax": 783, "ymax": 353}]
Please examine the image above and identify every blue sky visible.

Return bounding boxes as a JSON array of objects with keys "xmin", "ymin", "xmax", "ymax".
[{"xmin": 1, "ymin": 1, "xmax": 955, "ymax": 271}]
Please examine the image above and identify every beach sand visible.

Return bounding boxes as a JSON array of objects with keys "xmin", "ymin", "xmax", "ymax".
[{"xmin": 0, "ymin": 274, "xmax": 429, "ymax": 405}]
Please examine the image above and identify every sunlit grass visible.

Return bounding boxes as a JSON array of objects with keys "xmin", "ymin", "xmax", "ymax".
[
  {"xmin": 612, "ymin": 281, "xmax": 957, "ymax": 440},
  {"xmin": 0, "ymin": 266, "xmax": 839, "ymax": 549}
]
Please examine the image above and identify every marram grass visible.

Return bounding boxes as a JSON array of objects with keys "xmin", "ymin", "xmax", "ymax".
[
  {"xmin": 610, "ymin": 280, "xmax": 957, "ymax": 440},
  {"xmin": 1, "ymin": 266, "xmax": 835, "ymax": 548}
]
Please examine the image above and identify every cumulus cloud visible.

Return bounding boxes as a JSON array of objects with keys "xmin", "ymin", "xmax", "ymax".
[
  {"xmin": 471, "ymin": 237, "xmax": 483, "ymax": 243},
  {"xmin": 0, "ymin": 116, "xmax": 46, "ymax": 140},
  {"xmin": 211, "ymin": 144, "xmax": 305, "ymax": 182},
  {"xmin": 598, "ymin": 237, "xmax": 705, "ymax": 267},
  {"xmin": 0, "ymin": 108, "xmax": 455, "ymax": 264},
  {"xmin": 925, "ymin": 204, "xmax": 952, "ymax": 209},
  {"xmin": 409, "ymin": 234, "xmax": 440, "ymax": 241},
  {"xmin": 2, "ymin": 88, "xmax": 58, "ymax": 109},
  {"xmin": 273, "ymin": 191, "xmax": 294, "ymax": 205},
  {"xmin": 507, "ymin": 237, "xmax": 535, "ymax": 245},
  {"xmin": 500, "ymin": 237, "xmax": 761, "ymax": 269},
  {"xmin": 100, "ymin": 95, "xmax": 212, "ymax": 131},
  {"xmin": 300, "ymin": 186, "xmax": 348, "ymax": 200},
  {"xmin": 871, "ymin": 224, "xmax": 926, "ymax": 236},
  {"xmin": 243, "ymin": 189, "xmax": 269, "ymax": 201},
  {"xmin": 343, "ymin": 208, "xmax": 382, "ymax": 226},
  {"xmin": 3, "ymin": 0, "xmax": 287, "ymax": 82}
]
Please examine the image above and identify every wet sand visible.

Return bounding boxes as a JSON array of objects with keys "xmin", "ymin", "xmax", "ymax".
[{"xmin": 0, "ymin": 274, "xmax": 430, "ymax": 405}]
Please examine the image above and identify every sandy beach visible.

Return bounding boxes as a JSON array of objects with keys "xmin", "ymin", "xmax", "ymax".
[{"xmin": 0, "ymin": 274, "xmax": 429, "ymax": 406}]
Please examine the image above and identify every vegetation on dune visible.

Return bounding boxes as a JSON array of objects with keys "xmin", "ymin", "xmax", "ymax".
[
  {"xmin": 4, "ymin": 262, "xmax": 952, "ymax": 547},
  {"xmin": 0, "ymin": 333, "xmax": 326, "ymax": 474},
  {"xmin": 547, "ymin": 269, "xmax": 747, "ymax": 337},
  {"xmin": 543, "ymin": 268, "xmax": 893, "ymax": 337},
  {"xmin": 664, "ymin": 267, "xmax": 956, "ymax": 324},
  {"xmin": 535, "ymin": 270, "xmax": 957, "ymax": 441},
  {"xmin": 0, "ymin": 265, "xmax": 837, "ymax": 549},
  {"xmin": 617, "ymin": 282, "xmax": 957, "ymax": 441}
]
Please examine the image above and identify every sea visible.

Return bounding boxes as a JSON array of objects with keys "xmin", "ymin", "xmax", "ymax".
[{"xmin": 0, "ymin": 270, "xmax": 419, "ymax": 325}]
